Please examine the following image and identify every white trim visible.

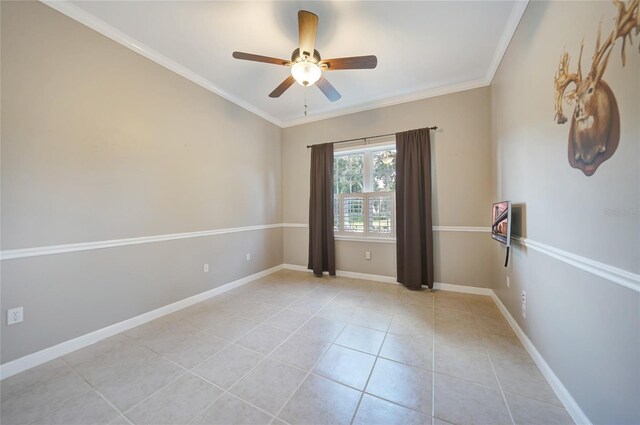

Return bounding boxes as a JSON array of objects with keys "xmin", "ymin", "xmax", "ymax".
[
  {"xmin": 280, "ymin": 223, "xmax": 308, "ymax": 228},
  {"xmin": 433, "ymin": 226, "xmax": 490, "ymax": 233},
  {"xmin": 282, "ymin": 263, "xmax": 491, "ymax": 295},
  {"xmin": 491, "ymin": 293, "xmax": 592, "ymax": 425},
  {"xmin": 0, "ymin": 224, "xmax": 282, "ymax": 261},
  {"xmin": 0, "ymin": 265, "xmax": 284, "ymax": 380},
  {"xmin": 486, "ymin": 0, "xmax": 529, "ymax": 84},
  {"xmin": 335, "ymin": 235, "xmax": 396, "ymax": 244},
  {"xmin": 513, "ymin": 237, "xmax": 640, "ymax": 294},
  {"xmin": 40, "ymin": 1, "xmax": 528, "ymax": 128},
  {"xmin": 40, "ymin": 1, "xmax": 285, "ymax": 127}
]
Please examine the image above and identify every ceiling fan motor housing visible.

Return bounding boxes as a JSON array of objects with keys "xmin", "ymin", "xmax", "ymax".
[{"xmin": 292, "ymin": 48, "xmax": 321, "ymax": 64}]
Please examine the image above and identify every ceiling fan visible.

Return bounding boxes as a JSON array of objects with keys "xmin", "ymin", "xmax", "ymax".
[{"xmin": 232, "ymin": 10, "xmax": 377, "ymax": 102}]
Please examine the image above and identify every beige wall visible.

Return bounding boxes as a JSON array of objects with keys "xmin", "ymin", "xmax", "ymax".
[
  {"xmin": 0, "ymin": 2, "xmax": 282, "ymax": 363},
  {"xmin": 490, "ymin": 2, "xmax": 639, "ymax": 424},
  {"xmin": 282, "ymin": 87, "xmax": 495, "ymax": 287}
]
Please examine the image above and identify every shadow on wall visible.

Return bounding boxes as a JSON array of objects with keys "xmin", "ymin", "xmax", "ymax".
[{"xmin": 511, "ymin": 203, "xmax": 526, "ymax": 239}]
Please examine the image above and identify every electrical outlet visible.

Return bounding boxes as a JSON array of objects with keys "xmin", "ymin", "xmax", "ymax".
[
  {"xmin": 204, "ymin": 264, "xmax": 209, "ymax": 273},
  {"xmin": 365, "ymin": 251, "xmax": 371, "ymax": 260},
  {"xmin": 7, "ymin": 307, "xmax": 23, "ymax": 325},
  {"xmin": 521, "ymin": 290, "xmax": 527, "ymax": 318},
  {"xmin": 506, "ymin": 275, "xmax": 510, "ymax": 288},
  {"xmin": 246, "ymin": 253, "xmax": 251, "ymax": 261}
]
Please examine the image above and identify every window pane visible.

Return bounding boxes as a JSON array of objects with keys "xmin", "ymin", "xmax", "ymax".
[
  {"xmin": 343, "ymin": 196, "xmax": 364, "ymax": 233},
  {"xmin": 372, "ymin": 150, "xmax": 396, "ymax": 192},
  {"xmin": 334, "ymin": 154, "xmax": 364, "ymax": 194},
  {"xmin": 368, "ymin": 195, "xmax": 393, "ymax": 234}
]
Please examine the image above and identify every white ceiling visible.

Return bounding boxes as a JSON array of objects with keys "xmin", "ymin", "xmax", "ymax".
[{"xmin": 45, "ymin": 1, "xmax": 527, "ymax": 127}]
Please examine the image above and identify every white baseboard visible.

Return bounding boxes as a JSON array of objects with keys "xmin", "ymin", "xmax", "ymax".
[
  {"xmin": 0, "ymin": 264, "xmax": 283, "ymax": 380},
  {"xmin": 283, "ymin": 263, "xmax": 491, "ymax": 295},
  {"xmin": 490, "ymin": 293, "xmax": 592, "ymax": 425}
]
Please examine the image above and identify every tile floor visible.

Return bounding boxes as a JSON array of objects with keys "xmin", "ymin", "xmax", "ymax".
[{"xmin": 1, "ymin": 270, "xmax": 574, "ymax": 425}]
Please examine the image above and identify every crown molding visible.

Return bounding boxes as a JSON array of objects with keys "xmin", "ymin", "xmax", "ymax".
[
  {"xmin": 41, "ymin": 0, "xmax": 528, "ymax": 129},
  {"xmin": 278, "ymin": 77, "xmax": 491, "ymax": 128},
  {"xmin": 486, "ymin": 0, "xmax": 529, "ymax": 84},
  {"xmin": 40, "ymin": 0, "xmax": 285, "ymax": 127}
]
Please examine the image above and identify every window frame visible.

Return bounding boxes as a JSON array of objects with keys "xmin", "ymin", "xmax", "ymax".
[{"xmin": 333, "ymin": 140, "xmax": 396, "ymax": 240}]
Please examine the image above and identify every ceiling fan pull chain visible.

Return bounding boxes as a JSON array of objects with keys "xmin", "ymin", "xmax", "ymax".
[{"xmin": 304, "ymin": 86, "xmax": 308, "ymax": 116}]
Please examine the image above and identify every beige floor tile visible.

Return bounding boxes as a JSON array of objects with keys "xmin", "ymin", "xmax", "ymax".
[
  {"xmin": 506, "ymin": 392, "xmax": 574, "ymax": 425},
  {"xmin": 262, "ymin": 291, "xmax": 304, "ymax": 308},
  {"xmin": 160, "ymin": 333, "xmax": 228, "ymax": 369},
  {"xmin": 350, "ymin": 307, "xmax": 394, "ymax": 332},
  {"xmin": 435, "ymin": 308, "xmax": 477, "ymax": 330},
  {"xmin": 279, "ymin": 374, "xmax": 361, "ymax": 425},
  {"xmin": 365, "ymin": 358, "xmax": 433, "ymax": 415},
  {"xmin": 434, "ymin": 296, "xmax": 471, "ymax": 312},
  {"xmin": 109, "ymin": 415, "xmax": 134, "ymax": 425},
  {"xmin": 125, "ymin": 319, "xmax": 201, "ymax": 353},
  {"xmin": 125, "ymin": 373, "xmax": 222, "ymax": 425},
  {"xmin": 0, "ymin": 359, "xmax": 92, "ymax": 425},
  {"xmin": 289, "ymin": 295, "xmax": 331, "ymax": 315},
  {"xmin": 313, "ymin": 344, "xmax": 376, "ymax": 390},
  {"xmin": 388, "ymin": 312, "xmax": 434, "ymax": 337},
  {"xmin": 317, "ymin": 303, "xmax": 357, "ymax": 322},
  {"xmin": 180, "ymin": 309, "xmax": 232, "ymax": 330},
  {"xmin": 435, "ymin": 325, "xmax": 484, "ymax": 349},
  {"xmin": 266, "ymin": 308, "xmax": 314, "ymax": 332},
  {"xmin": 91, "ymin": 356, "xmax": 184, "ymax": 412},
  {"xmin": 235, "ymin": 324, "xmax": 291, "ymax": 354},
  {"xmin": 379, "ymin": 333, "xmax": 433, "ymax": 369},
  {"xmin": 434, "ymin": 373, "xmax": 511, "ymax": 425},
  {"xmin": 270, "ymin": 332, "xmax": 330, "ymax": 370},
  {"xmin": 483, "ymin": 334, "xmax": 530, "ymax": 361},
  {"xmin": 192, "ymin": 393, "xmax": 273, "ymax": 425},
  {"xmin": 492, "ymin": 356, "xmax": 561, "ymax": 406},
  {"xmin": 205, "ymin": 316, "xmax": 259, "ymax": 341},
  {"xmin": 335, "ymin": 324, "xmax": 386, "ymax": 354},
  {"xmin": 236, "ymin": 302, "xmax": 282, "ymax": 323},
  {"xmin": 435, "ymin": 343, "xmax": 498, "ymax": 387},
  {"xmin": 29, "ymin": 390, "xmax": 119, "ymax": 425},
  {"xmin": 192, "ymin": 344, "xmax": 264, "ymax": 389},
  {"xmin": 298, "ymin": 316, "xmax": 347, "ymax": 342},
  {"xmin": 230, "ymin": 357, "xmax": 306, "ymax": 414},
  {"xmin": 352, "ymin": 394, "xmax": 431, "ymax": 425},
  {"xmin": 473, "ymin": 315, "xmax": 515, "ymax": 336},
  {"xmin": 469, "ymin": 301, "xmax": 502, "ymax": 318}
]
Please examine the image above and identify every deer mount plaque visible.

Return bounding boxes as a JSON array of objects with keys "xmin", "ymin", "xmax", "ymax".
[{"xmin": 554, "ymin": 0, "xmax": 639, "ymax": 176}]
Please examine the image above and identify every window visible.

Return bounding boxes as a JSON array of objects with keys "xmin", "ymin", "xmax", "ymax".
[{"xmin": 334, "ymin": 144, "xmax": 396, "ymax": 239}]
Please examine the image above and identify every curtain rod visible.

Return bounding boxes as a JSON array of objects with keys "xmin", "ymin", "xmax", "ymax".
[{"xmin": 306, "ymin": 126, "xmax": 438, "ymax": 149}]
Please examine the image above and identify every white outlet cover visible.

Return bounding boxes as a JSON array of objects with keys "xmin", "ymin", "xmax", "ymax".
[
  {"xmin": 506, "ymin": 275, "xmax": 510, "ymax": 288},
  {"xmin": 365, "ymin": 251, "xmax": 371, "ymax": 260},
  {"xmin": 7, "ymin": 307, "xmax": 23, "ymax": 325},
  {"xmin": 246, "ymin": 253, "xmax": 251, "ymax": 261},
  {"xmin": 204, "ymin": 264, "xmax": 209, "ymax": 272}
]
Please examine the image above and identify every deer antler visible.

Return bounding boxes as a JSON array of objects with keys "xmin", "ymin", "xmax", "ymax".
[
  {"xmin": 590, "ymin": 0, "xmax": 639, "ymax": 83},
  {"xmin": 554, "ymin": 0, "xmax": 639, "ymax": 124},
  {"xmin": 554, "ymin": 43, "xmax": 583, "ymax": 124}
]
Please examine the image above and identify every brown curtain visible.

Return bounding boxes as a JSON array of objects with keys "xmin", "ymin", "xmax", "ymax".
[
  {"xmin": 396, "ymin": 128, "xmax": 434, "ymax": 290},
  {"xmin": 308, "ymin": 143, "xmax": 336, "ymax": 276}
]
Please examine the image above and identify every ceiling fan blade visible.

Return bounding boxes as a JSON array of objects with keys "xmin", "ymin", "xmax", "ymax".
[
  {"xmin": 298, "ymin": 10, "xmax": 318, "ymax": 59},
  {"xmin": 269, "ymin": 75, "xmax": 296, "ymax": 98},
  {"xmin": 316, "ymin": 76, "xmax": 341, "ymax": 102},
  {"xmin": 321, "ymin": 55, "xmax": 378, "ymax": 70},
  {"xmin": 232, "ymin": 52, "xmax": 291, "ymax": 66}
]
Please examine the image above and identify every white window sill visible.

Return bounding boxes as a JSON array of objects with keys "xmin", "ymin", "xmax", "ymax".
[{"xmin": 334, "ymin": 235, "xmax": 396, "ymax": 244}]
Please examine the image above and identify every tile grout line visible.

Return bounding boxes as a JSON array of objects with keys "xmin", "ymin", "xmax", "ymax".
[
  {"xmin": 479, "ymin": 305, "xmax": 517, "ymax": 425},
  {"xmin": 94, "ymin": 279, "xmax": 320, "ymax": 424},
  {"xmin": 189, "ymin": 277, "xmax": 345, "ymax": 425},
  {"xmin": 60, "ymin": 356, "xmax": 129, "ymax": 422},
  {"xmin": 348, "ymin": 289, "xmax": 401, "ymax": 425}
]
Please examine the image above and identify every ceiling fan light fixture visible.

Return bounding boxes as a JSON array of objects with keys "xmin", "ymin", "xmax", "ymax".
[{"xmin": 291, "ymin": 61, "xmax": 321, "ymax": 86}]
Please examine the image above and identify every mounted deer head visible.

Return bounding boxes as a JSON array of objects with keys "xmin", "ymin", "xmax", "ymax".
[{"xmin": 554, "ymin": 0, "xmax": 639, "ymax": 176}]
